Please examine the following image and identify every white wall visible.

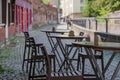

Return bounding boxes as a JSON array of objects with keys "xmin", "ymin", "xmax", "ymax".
[
  {"xmin": 73, "ymin": 0, "xmax": 80, "ymax": 13},
  {"xmin": 61, "ymin": 0, "xmax": 85, "ymax": 18},
  {"xmin": 0, "ymin": 0, "xmax": 2, "ymax": 23},
  {"xmin": 61, "ymin": 0, "xmax": 73, "ymax": 17}
]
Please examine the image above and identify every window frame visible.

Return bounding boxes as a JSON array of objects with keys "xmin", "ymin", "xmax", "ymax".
[{"xmin": 0, "ymin": 0, "xmax": 2, "ymax": 23}]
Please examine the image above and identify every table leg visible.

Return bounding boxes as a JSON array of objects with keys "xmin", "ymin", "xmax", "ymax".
[
  {"xmin": 46, "ymin": 32, "xmax": 62, "ymax": 71},
  {"xmin": 111, "ymin": 61, "xmax": 120, "ymax": 80},
  {"xmin": 56, "ymin": 38, "xmax": 75, "ymax": 72},
  {"xmin": 85, "ymin": 48, "xmax": 104, "ymax": 80},
  {"xmin": 103, "ymin": 52, "xmax": 116, "ymax": 74}
]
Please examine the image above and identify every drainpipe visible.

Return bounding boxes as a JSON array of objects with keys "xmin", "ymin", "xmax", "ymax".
[{"xmin": 5, "ymin": 0, "xmax": 10, "ymax": 45}]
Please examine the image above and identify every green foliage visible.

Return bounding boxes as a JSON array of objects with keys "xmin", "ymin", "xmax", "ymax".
[
  {"xmin": 42, "ymin": 0, "xmax": 50, "ymax": 4},
  {"xmin": 83, "ymin": 0, "xmax": 120, "ymax": 17},
  {"xmin": 0, "ymin": 65, "xmax": 5, "ymax": 73},
  {"xmin": 98, "ymin": 8, "xmax": 111, "ymax": 18}
]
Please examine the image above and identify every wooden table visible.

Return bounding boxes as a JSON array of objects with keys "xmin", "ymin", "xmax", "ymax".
[
  {"xmin": 41, "ymin": 29, "xmax": 70, "ymax": 71},
  {"xmin": 72, "ymin": 42, "xmax": 120, "ymax": 80},
  {"xmin": 50, "ymin": 34, "xmax": 87, "ymax": 71}
]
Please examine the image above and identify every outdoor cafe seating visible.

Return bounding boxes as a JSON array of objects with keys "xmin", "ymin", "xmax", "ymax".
[
  {"xmin": 22, "ymin": 32, "xmax": 55, "ymax": 74},
  {"xmin": 28, "ymin": 37, "xmax": 83, "ymax": 80},
  {"xmin": 41, "ymin": 29, "xmax": 103, "ymax": 80},
  {"xmin": 64, "ymin": 31, "xmax": 104, "ymax": 79},
  {"xmin": 23, "ymin": 29, "xmax": 120, "ymax": 80},
  {"xmin": 73, "ymin": 32, "xmax": 120, "ymax": 80}
]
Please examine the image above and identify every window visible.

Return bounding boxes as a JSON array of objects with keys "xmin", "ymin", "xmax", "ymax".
[
  {"xmin": 2, "ymin": 0, "xmax": 7, "ymax": 24},
  {"xmin": 0, "ymin": 0, "xmax": 2, "ymax": 23},
  {"xmin": 80, "ymin": 0, "xmax": 84, "ymax": 3}
]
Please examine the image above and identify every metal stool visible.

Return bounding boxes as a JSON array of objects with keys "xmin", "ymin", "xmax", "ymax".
[
  {"xmin": 28, "ymin": 37, "xmax": 56, "ymax": 80},
  {"xmin": 77, "ymin": 50, "xmax": 104, "ymax": 79},
  {"xmin": 22, "ymin": 32, "xmax": 43, "ymax": 72}
]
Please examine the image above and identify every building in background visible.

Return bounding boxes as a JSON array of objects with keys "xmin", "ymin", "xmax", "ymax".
[
  {"xmin": 49, "ymin": 0, "xmax": 59, "ymax": 8},
  {"xmin": 30, "ymin": 0, "xmax": 58, "ymax": 26},
  {"xmin": 15, "ymin": 0, "xmax": 32, "ymax": 33},
  {"xmin": 0, "ymin": 0, "xmax": 16, "ymax": 46},
  {"xmin": 60, "ymin": 0, "xmax": 85, "ymax": 19},
  {"xmin": 0, "ymin": 0, "xmax": 32, "ymax": 47},
  {"xmin": 0, "ymin": 0, "xmax": 58, "ymax": 47}
]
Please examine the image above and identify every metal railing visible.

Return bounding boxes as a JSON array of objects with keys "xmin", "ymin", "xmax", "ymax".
[{"xmin": 72, "ymin": 17, "xmax": 120, "ymax": 34}]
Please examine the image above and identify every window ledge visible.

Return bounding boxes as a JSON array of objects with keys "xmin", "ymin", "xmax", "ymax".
[
  {"xmin": 0, "ymin": 23, "xmax": 5, "ymax": 27},
  {"xmin": 10, "ymin": 23, "xmax": 14, "ymax": 26}
]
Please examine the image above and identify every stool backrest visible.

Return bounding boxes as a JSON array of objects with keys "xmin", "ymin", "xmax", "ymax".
[
  {"xmin": 28, "ymin": 37, "xmax": 37, "ymax": 56},
  {"xmin": 24, "ymin": 32, "xmax": 30, "ymax": 39},
  {"xmin": 79, "ymin": 32, "xmax": 84, "ymax": 36}
]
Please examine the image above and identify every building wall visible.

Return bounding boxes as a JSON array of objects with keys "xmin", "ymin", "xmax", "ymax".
[
  {"xmin": 73, "ymin": 0, "xmax": 80, "ymax": 13},
  {"xmin": 61, "ymin": 0, "xmax": 73, "ymax": 17},
  {"xmin": 30, "ymin": 0, "xmax": 58, "ymax": 27},
  {"xmin": 61, "ymin": 0, "xmax": 85, "ymax": 18},
  {"xmin": 0, "ymin": 24, "xmax": 5, "ymax": 42},
  {"xmin": 0, "ymin": 0, "xmax": 2, "ymax": 23},
  {"xmin": 15, "ymin": 0, "xmax": 32, "ymax": 32}
]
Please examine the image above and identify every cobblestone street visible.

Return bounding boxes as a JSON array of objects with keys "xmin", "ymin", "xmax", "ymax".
[
  {"xmin": 0, "ymin": 24, "xmax": 120, "ymax": 80},
  {"xmin": 0, "ymin": 24, "xmax": 66, "ymax": 80}
]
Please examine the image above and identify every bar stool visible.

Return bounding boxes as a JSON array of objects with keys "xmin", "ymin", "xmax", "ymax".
[
  {"xmin": 28, "ymin": 37, "xmax": 56, "ymax": 80},
  {"xmin": 77, "ymin": 50, "xmax": 104, "ymax": 79},
  {"xmin": 22, "ymin": 32, "xmax": 43, "ymax": 72}
]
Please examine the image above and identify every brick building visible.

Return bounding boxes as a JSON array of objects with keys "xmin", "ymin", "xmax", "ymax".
[
  {"xmin": 0, "ymin": 0, "xmax": 32, "ymax": 46},
  {"xmin": 30, "ymin": 0, "xmax": 58, "ymax": 27},
  {"xmin": 0, "ymin": 0, "xmax": 58, "ymax": 46}
]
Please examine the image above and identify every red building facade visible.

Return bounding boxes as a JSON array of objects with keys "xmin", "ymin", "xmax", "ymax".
[
  {"xmin": 0, "ymin": 0, "xmax": 32, "ymax": 46},
  {"xmin": 15, "ymin": 0, "xmax": 32, "ymax": 33}
]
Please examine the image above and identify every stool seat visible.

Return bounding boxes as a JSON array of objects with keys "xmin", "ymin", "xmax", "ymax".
[{"xmin": 79, "ymin": 53, "xmax": 102, "ymax": 59}]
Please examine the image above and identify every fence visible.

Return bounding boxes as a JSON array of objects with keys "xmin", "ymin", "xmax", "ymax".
[{"xmin": 72, "ymin": 17, "xmax": 120, "ymax": 34}]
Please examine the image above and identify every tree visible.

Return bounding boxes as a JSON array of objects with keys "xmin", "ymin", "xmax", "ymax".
[
  {"xmin": 42, "ymin": 0, "xmax": 50, "ymax": 4},
  {"xmin": 83, "ymin": 0, "xmax": 120, "ymax": 17}
]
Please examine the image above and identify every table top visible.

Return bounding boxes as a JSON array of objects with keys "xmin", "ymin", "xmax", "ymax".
[
  {"xmin": 72, "ymin": 42, "xmax": 120, "ymax": 51},
  {"xmin": 41, "ymin": 29, "xmax": 70, "ymax": 33},
  {"xmin": 49, "ymin": 34, "xmax": 87, "ymax": 39}
]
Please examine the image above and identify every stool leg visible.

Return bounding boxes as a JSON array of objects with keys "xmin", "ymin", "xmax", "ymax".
[
  {"xmin": 77, "ymin": 54, "xmax": 81, "ymax": 71},
  {"xmin": 101, "ymin": 51, "xmax": 104, "ymax": 76},
  {"xmin": 26, "ymin": 46, "xmax": 31, "ymax": 72},
  {"xmin": 22, "ymin": 45, "xmax": 27, "ymax": 71},
  {"xmin": 33, "ymin": 59, "xmax": 36, "ymax": 80},
  {"xmin": 82, "ymin": 57, "xmax": 85, "ymax": 75},
  {"xmin": 28, "ymin": 58, "xmax": 33, "ymax": 80},
  {"xmin": 53, "ymin": 57, "xmax": 56, "ymax": 72}
]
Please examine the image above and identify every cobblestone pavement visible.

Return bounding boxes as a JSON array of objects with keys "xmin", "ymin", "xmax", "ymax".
[{"xmin": 0, "ymin": 24, "xmax": 120, "ymax": 80}]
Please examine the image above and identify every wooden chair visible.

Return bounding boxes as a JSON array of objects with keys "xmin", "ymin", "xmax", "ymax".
[
  {"xmin": 28, "ymin": 37, "xmax": 55, "ymax": 80},
  {"xmin": 40, "ymin": 45, "xmax": 83, "ymax": 80},
  {"xmin": 22, "ymin": 32, "xmax": 43, "ymax": 72}
]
